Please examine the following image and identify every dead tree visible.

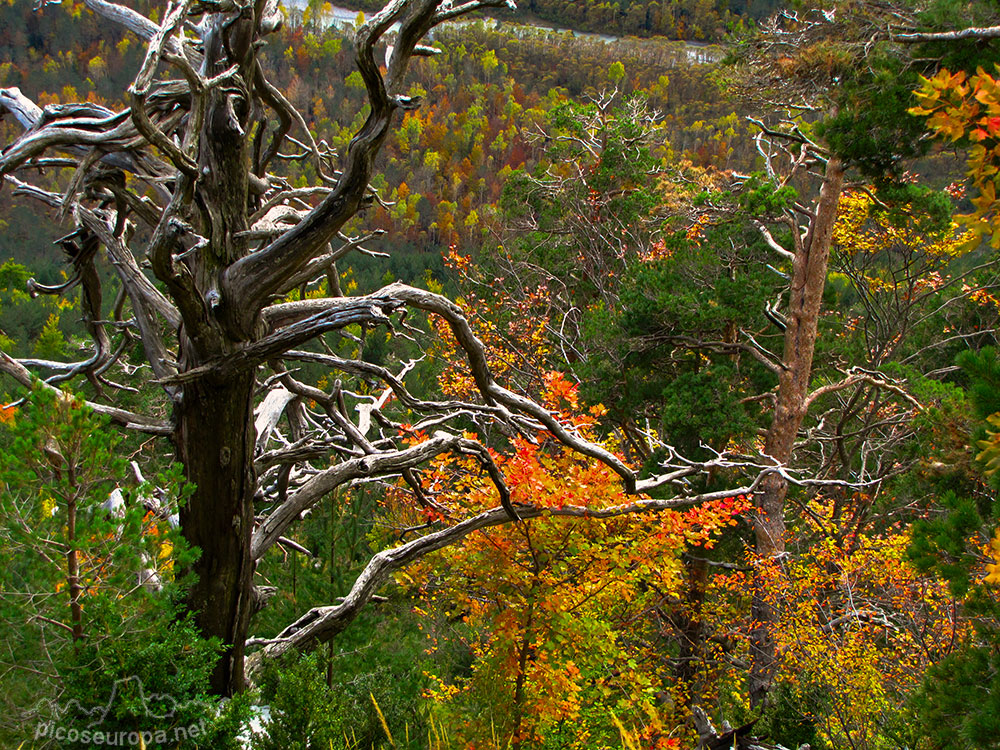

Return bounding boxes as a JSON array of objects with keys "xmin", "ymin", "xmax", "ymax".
[
  {"xmin": 745, "ymin": 141, "xmax": 845, "ymax": 708},
  {"xmin": 0, "ymin": 0, "xmax": 782, "ymax": 696}
]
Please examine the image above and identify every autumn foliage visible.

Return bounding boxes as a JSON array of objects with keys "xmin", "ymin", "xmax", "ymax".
[
  {"xmin": 911, "ymin": 66, "xmax": 1000, "ymax": 246},
  {"xmin": 389, "ymin": 374, "xmax": 748, "ymax": 748}
]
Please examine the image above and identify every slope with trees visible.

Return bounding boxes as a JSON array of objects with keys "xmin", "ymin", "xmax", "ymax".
[
  {"xmin": 2, "ymin": 0, "xmax": 1000, "ymax": 747},
  {"xmin": 0, "ymin": 0, "xmax": 766, "ymax": 704}
]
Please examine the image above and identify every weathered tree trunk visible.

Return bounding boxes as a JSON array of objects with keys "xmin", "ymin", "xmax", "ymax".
[
  {"xmin": 176, "ymin": 375, "xmax": 257, "ymax": 695},
  {"xmin": 748, "ymin": 157, "xmax": 844, "ymax": 708},
  {"xmin": 164, "ymin": 10, "xmax": 259, "ymax": 697}
]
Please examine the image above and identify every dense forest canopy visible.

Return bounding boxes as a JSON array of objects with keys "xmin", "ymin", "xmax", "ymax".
[{"xmin": 2, "ymin": 0, "xmax": 1000, "ymax": 749}]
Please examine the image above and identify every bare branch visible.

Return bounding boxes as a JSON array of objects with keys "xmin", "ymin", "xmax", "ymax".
[
  {"xmin": 251, "ymin": 432, "xmax": 467, "ymax": 559},
  {"xmin": 894, "ymin": 25, "xmax": 1000, "ymax": 42},
  {"xmin": 0, "ymin": 352, "xmax": 170, "ymax": 435},
  {"xmin": 82, "ymin": 0, "xmax": 163, "ymax": 43},
  {"xmin": 752, "ymin": 219, "xmax": 795, "ymax": 261},
  {"xmin": 804, "ymin": 368, "xmax": 924, "ymax": 411},
  {"xmin": 246, "ymin": 480, "xmax": 750, "ymax": 668}
]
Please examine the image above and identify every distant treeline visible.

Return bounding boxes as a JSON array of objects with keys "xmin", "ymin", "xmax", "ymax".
[{"xmin": 343, "ymin": 0, "xmax": 786, "ymax": 40}]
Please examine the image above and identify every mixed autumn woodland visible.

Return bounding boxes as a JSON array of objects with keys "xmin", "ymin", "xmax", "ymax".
[{"xmin": 2, "ymin": 0, "xmax": 1000, "ymax": 748}]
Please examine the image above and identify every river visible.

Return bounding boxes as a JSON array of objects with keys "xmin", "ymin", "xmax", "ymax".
[{"xmin": 281, "ymin": 1, "xmax": 723, "ymax": 64}]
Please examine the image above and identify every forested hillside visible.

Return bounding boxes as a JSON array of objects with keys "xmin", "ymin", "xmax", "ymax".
[
  {"xmin": 341, "ymin": 0, "xmax": 772, "ymax": 40},
  {"xmin": 1, "ymin": 0, "xmax": 1000, "ymax": 749},
  {"xmin": 0, "ymin": 0, "xmax": 740, "ymax": 357}
]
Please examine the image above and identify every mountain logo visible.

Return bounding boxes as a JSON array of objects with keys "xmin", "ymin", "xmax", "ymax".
[
  {"xmin": 32, "ymin": 677, "xmax": 212, "ymax": 747},
  {"xmin": 42, "ymin": 675, "xmax": 208, "ymax": 728}
]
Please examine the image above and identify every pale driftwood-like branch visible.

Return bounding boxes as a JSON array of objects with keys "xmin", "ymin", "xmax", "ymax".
[
  {"xmin": 356, "ymin": 359, "xmax": 416, "ymax": 437},
  {"xmin": 276, "ymin": 231, "xmax": 387, "ymax": 294},
  {"xmin": 154, "ymin": 296, "xmax": 404, "ymax": 384},
  {"xmin": 0, "ymin": 87, "xmax": 41, "ymax": 129},
  {"xmin": 252, "ymin": 432, "xmax": 484, "ymax": 559},
  {"xmin": 82, "ymin": 0, "xmax": 163, "ymax": 43},
  {"xmin": 0, "ymin": 352, "xmax": 170, "ymax": 435},
  {"xmin": 0, "ymin": 99, "xmax": 142, "ymax": 177},
  {"xmin": 3, "ymin": 176, "xmax": 181, "ymax": 392},
  {"xmin": 803, "ymin": 368, "xmax": 924, "ymax": 411},
  {"xmin": 381, "ymin": 283, "xmax": 639, "ymax": 487},
  {"xmin": 279, "ymin": 349, "xmax": 518, "ymax": 424},
  {"xmin": 752, "ymin": 219, "xmax": 795, "ymax": 261},
  {"xmin": 258, "ymin": 283, "xmax": 637, "ymax": 487},
  {"xmin": 254, "ymin": 440, "xmax": 331, "ymax": 473},
  {"xmin": 0, "ymin": 87, "xmax": 175, "ymax": 194},
  {"xmin": 894, "ymin": 25, "xmax": 1000, "ymax": 42},
  {"xmin": 432, "ymin": 0, "xmax": 516, "ymax": 24},
  {"xmin": 246, "ymin": 480, "xmax": 752, "ymax": 670},
  {"xmin": 655, "ymin": 332, "xmax": 784, "ymax": 376},
  {"xmin": 253, "ymin": 387, "xmax": 296, "ymax": 452}
]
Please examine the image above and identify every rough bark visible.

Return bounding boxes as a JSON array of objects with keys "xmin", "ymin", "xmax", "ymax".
[
  {"xmin": 245, "ymin": 480, "xmax": 763, "ymax": 671},
  {"xmin": 176, "ymin": 375, "xmax": 257, "ymax": 693},
  {"xmin": 748, "ymin": 157, "xmax": 844, "ymax": 708}
]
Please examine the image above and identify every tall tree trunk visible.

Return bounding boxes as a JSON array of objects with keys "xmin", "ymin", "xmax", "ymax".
[
  {"xmin": 176, "ymin": 374, "xmax": 256, "ymax": 696},
  {"xmin": 510, "ymin": 597, "xmax": 536, "ymax": 750},
  {"xmin": 748, "ymin": 158, "xmax": 844, "ymax": 708},
  {"xmin": 675, "ymin": 554, "xmax": 709, "ymax": 708},
  {"xmin": 168, "ymin": 9, "xmax": 258, "ymax": 697},
  {"xmin": 66, "ymin": 490, "xmax": 84, "ymax": 644}
]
